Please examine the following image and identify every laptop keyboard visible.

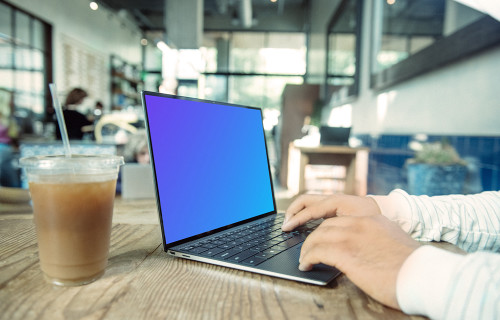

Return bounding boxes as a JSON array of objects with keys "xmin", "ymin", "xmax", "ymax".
[{"xmin": 176, "ymin": 214, "xmax": 320, "ymax": 266}]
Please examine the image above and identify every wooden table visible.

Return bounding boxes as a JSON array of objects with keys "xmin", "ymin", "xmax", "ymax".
[
  {"xmin": 1, "ymin": 197, "xmax": 458, "ymax": 320},
  {"xmin": 287, "ymin": 142, "xmax": 370, "ymax": 196}
]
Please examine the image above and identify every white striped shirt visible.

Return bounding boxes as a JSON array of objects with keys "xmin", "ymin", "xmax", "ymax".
[{"xmin": 372, "ymin": 189, "xmax": 500, "ymax": 320}]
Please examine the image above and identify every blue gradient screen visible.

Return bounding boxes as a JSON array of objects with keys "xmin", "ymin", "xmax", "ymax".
[{"xmin": 144, "ymin": 94, "xmax": 275, "ymax": 245}]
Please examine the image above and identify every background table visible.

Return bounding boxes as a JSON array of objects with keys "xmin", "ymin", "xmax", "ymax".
[
  {"xmin": 1, "ymin": 197, "xmax": 459, "ymax": 320},
  {"xmin": 287, "ymin": 142, "xmax": 370, "ymax": 196}
]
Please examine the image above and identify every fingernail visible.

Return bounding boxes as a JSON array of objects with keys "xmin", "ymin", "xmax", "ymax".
[
  {"xmin": 281, "ymin": 221, "xmax": 290, "ymax": 230},
  {"xmin": 298, "ymin": 263, "xmax": 310, "ymax": 272}
]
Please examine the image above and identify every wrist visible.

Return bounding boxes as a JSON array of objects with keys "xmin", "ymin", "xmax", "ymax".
[{"xmin": 369, "ymin": 190, "xmax": 413, "ymax": 233}]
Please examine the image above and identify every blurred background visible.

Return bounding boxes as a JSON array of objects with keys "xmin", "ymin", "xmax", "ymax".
[{"xmin": 0, "ymin": 0, "xmax": 499, "ymax": 197}]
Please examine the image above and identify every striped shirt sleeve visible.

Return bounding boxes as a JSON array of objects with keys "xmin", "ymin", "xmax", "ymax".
[
  {"xmin": 371, "ymin": 190, "xmax": 500, "ymax": 319},
  {"xmin": 396, "ymin": 246, "xmax": 500, "ymax": 320},
  {"xmin": 372, "ymin": 189, "xmax": 500, "ymax": 252}
]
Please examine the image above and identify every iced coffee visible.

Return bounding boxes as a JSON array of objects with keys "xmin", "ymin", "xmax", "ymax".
[{"xmin": 20, "ymin": 154, "xmax": 123, "ymax": 286}]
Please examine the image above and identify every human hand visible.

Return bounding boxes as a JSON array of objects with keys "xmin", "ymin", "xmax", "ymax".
[
  {"xmin": 299, "ymin": 215, "xmax": 420, "ymax": 309},
  {"xmin": 282, "ymin": 194, "xmax": 381, "ymax": 232}
]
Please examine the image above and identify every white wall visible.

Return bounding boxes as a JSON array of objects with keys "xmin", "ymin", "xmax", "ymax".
[
  {"xmin": 7, "ymin": 0, "xmax": 143, "ymax": 105},
  {"xmin": 326, "ymin": 1, "xmax": 500, "ymax": 137},
  {"xmin": 353, "ymin": 46, "xmax": 500, "ymax": 136}
]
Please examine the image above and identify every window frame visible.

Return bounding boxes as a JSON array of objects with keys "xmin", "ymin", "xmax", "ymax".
[{"xmin": 370, "ymin": 10, "xmax": 500, "ymax": 91}]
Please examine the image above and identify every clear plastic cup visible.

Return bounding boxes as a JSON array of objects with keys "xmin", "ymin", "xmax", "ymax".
[{"xmin": 20, "ymin": 154, "xmax": 124, "ymax": 286}]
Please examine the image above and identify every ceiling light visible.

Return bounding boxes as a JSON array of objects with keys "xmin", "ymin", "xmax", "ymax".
[
  {"xmin": 90, "ymin": 2, "xmax": 99, "ymax": 10},
  {"xmin": 387, "ymin": 0, "xmax": 396, "ymax": 4},
  {"xmin": 270, "ymin": 0, "xmax": 278, "ymax": 2},
  {"xmin": 141, "ymin": 38, "xmax": 148, "ymax": 46}
]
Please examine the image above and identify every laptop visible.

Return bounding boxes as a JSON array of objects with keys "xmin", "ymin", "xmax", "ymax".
[
  {"xmin": 319, "ymin": 126, "xmax": 351, "ymax": 146},
  {"xmin": 121, "ymin": 163, "xmax": 155, "ymax": 199},
  {"xmin": 142, "ymin": 91, "xmax": 341, "ymax": 285}
]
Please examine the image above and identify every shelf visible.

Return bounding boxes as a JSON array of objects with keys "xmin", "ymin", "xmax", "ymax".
[{"xmin": 110, "ymin": 55, "xmax": 143, "ymax": 109}]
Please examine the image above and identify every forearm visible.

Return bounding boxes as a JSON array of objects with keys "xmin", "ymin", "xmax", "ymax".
[
  {"xmin": 371, "ymin": 190, "xmax": 500, "ymax": 252},
  {"xmin": 397, "ymin": 245, "xmax": 500, "ymax": 319}
]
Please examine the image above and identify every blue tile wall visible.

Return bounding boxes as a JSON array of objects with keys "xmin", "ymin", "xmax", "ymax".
[{"xmin": 355, "ymin": 134, "xmax": 500, "ymax": 195}]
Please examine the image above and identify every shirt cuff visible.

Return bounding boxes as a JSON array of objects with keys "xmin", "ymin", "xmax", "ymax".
[
  {"xmin": 396, "ymin": 245, "xmax": 464, "ymax": 319},
  {"xmin": 369, "ymin": 189, "xmax": 414, "ymax": 233}
]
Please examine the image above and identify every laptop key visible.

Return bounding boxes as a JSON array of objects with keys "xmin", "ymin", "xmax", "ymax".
[
  {"xmin": 263, "ymin": 247, "xmax": 284, "ymax": 256},
  {"xmin": 283, "ymin": 236, "xmax": 303, "ymax": 247},
  {"xmin": 241, "ymin": 256, "xmax": 267, "ymax": 266},
  {"xmin": 203, "ymin": 247, "xmax": 226, "ymax": 256},
  {"xmin": 189, "ymin": 247, "xmax": 209, "ymax": 254},
  {"xmin": 228, "ymin": 251, "xmax": 256, "ymax": 263},
  {"xmin": 215, "ymin": 248, "xmax": 242, "ymax": 260},
  {"xmin": 253, "ymin": 252, "xmax": 276, "ymax": 260}
]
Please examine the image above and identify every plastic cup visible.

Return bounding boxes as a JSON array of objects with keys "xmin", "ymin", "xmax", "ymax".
[{"xmin": 20, "ymin": 154, "xmax": 124, "ymax": 286}]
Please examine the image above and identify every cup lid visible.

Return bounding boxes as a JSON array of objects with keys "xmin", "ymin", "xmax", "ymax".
[{"xmin": 20, "ymin": 154, "xmax": 124, "ymax": 170}]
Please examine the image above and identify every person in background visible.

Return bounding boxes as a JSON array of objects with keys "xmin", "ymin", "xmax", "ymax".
[
  {"xmin": 56, "ymin": 88, "xmax": 93, "ymax": 140},
  {"xmin": 90, "ymin": 100, "xmax": 104, "ymax": 123},
  {"xmin": 116, "ymin": 130, "xmax": 150, "ymax": 194},
  {"xmin": 282, "ymin": 190, "xmax": 500, "ymax": 319},
  {"xmin": 123, "ymin": 129, "xmax": 150, "ymax": 164},
  {"xmin": 0, "ymin": 90, "xmax": 20, "ymax": 187}
]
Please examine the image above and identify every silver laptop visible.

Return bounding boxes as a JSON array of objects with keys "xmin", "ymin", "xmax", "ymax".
[
  {"xmin": 142, "ymin": 91, "xmax": 340, "ymax": 285},
  {"xmin": 121, "ymin": 164, "xmax": 155, "ymax": 199}
]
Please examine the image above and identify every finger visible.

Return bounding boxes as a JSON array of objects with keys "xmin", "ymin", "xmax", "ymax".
[
  {"xmin": 285, "ymin": 194, "xmax": 326, "ymax": 220},
  {"xmin": 282, "ymin": 195, "xmax": 327, "ymax": 231},
  {"xmin": 282, "ymin": 206, "xmax": 322, "ymax": 231},
  {"xmin": 299, "ymin": 242, "xmax": 340, "ymax": 271},
  {"xmin": 299, "ymin": 221, "xmax": 351, "ymax": 261},
  {"xmin": 282, "ymin": 198, "xmax": 348, "ymax": 231}
]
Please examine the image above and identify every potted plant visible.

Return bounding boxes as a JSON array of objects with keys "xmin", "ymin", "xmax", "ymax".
[{"xmin": 406, "ymin": 139, "xmax": 467, "ymax": 196}]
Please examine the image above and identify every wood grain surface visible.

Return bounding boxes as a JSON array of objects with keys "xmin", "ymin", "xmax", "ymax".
[{"xmin": 0, "ymin": 196, "xmax": 432, "ymax": 320}]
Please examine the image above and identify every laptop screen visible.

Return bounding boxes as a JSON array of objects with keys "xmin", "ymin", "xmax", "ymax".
[{"xmin": 143, "ymin": 92, "xmax": 276, "ymax": 246}]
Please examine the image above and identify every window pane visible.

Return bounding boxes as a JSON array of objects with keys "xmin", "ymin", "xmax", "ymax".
[
  {"xmin": 265, "ymin": 77, "xmax": 303, "ymax": 107},
  {"xmin": 229, "ymin": 32, "xmax": 306, "ymax": 75},
  {"xmin": 14, "ymin": 91, "xmax": 33, "ymax": 110},
  {"xmin": 0, "ymin": 45, "xmax": 13, "ymax": 67},
  {"xmin": 377, "ymin": 35, "xmax": 408, "ymax": 69},
  {"xmin": 200, "ymin": 46, "xmax": 218, "ymax": 73},
  {"xmin": 265, "ymin": 33, "xmax": 306, "ymax": 74},
  {"xmin": 229, "ymin": 76, "xmax": 264, "ymax": 107},
  {"xmin": 201, "ymin": 75, "xmax": 227, "ymax": 102},
  {"xmin": 229, "ymin": 76, "xmax": 303, "ymax": 110},
  {"xmin": 32, "ymin": 70, "xmax": 44, "ymax": 94},
  {"xmin": 32, "ymin": 49, "xmax": 43, "ymax": 69},
  {"xmin": 201, "ymin": 32, "xmax": 228, "ymax": 73},
  {"xmin": 32, "ymin": 94, "xmax": 44, "ymax": 114},
  {"xmin": 33, "ymin": 19, "xmax": 45, "ymax": 50},
  {"xmin": 0, "ymin": 70, "xmax": 14, "ymax": 90},
  {"xmin": 230, "ymin": 33, "xmax": 265, "ymax": 73},
  {"xmin": 143, "ymin": 73, "xmax": 162, "ymax": 92},
  {"xmin": 328, "ymin": 34, "xmax": 356, "ymax": 76},
  {"xmin": 0, "ymin": 3, "xmax": 12, "ymax": 38},
  {"xmin": 15, "ymin": 47, "xmax": 33, "ymax": 69},
  {"xmin": 176, "ymin": 49, "xmax": 202, "ymax": 79},
  {"xmin": 15, "ymin": 11, "xmax": 31, "ymax": 46},
  {"xmin": 14, "ymin": 70, "xmax": 32, "ymax": 92},
  {"xmin": 177, "ymin": 79, "xmax": 198, "ymax": 98},
  {"xmin": 327, "ymin": 77, "xmax": 354, "ymax": 86},
  {"xmin": 144, "ymin": 45, "xmax": 162, "ymax": 70}
]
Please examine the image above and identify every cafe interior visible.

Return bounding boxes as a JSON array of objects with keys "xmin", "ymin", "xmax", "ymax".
[
  {"xmin": 1, "ymin": 0, "xmax": 500, "ymax": 200},
  {"xmin": 1, "ymin": 1, "xmax": 500, "ymax": 319}
]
